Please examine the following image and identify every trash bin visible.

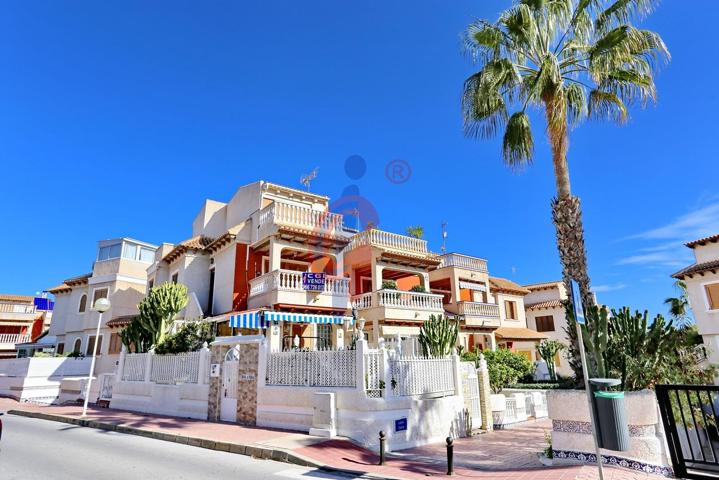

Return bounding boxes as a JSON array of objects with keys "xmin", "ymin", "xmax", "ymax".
[{"xmin": 593, "ymin": 390, "xmax": 631, "ymax": 452}]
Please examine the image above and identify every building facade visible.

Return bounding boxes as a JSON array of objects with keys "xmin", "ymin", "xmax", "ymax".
[
  {"xmin": 47, "ymin": 238, "xmax": 158, "ymax": 374},
  {"xmin": 0, "ymin": 295, "xmax": 53, "ymax": 358},
  {"xmin": 523, "ymin": 281, "xmax": 572, "ymax": 377},
  {"xmin": 673, "ymin": 234, "xmax": 719, "ymax": 366}
]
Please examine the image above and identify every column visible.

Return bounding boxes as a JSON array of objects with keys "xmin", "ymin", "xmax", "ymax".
[
  {"xmin": 116, "ymin": 345, "xmax": 127, "ymax": 382},
  {"xmin": 477, "ymin": 353, "xmax": 494, "ymax": 431},
  {"xmin": 355, "ymin": 337, "xmax": 367, "ymax": 394},
  {"xmin": 269, "ymin": 237, "xmax": 281, "ymax": 271},
  {"xmin": 370, "ymin": 256, "xmax": 384, "ymax": 292},
  {"xmin": 144, "ymin": 349, "xmax": 154, "ymax": 383}
]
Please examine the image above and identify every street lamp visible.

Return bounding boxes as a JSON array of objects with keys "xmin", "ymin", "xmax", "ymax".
[{"xmin": 82, "ymin": 297, "xmax": 111, "ymax": 417}]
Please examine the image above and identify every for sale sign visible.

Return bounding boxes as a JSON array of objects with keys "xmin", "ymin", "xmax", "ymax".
[{"xmin": 302, "ymin": 272, "xmax": 326, "ymax": 291}]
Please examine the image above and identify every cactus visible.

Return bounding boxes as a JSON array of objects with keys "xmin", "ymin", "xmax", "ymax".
[
  {"xmin": 138, "ymin": 282, "xmax": 188, "ymax": 346},
  {"xmin": 580, "ymin": 305, "xmax": 610, "ymax": 378},
  {"xmin": 418, "ymin": 314, "xmax": 458, "ymax": 358},
  {"xmin": 536, "ymin": 340, "xmax": 565, "ymax": 381}
]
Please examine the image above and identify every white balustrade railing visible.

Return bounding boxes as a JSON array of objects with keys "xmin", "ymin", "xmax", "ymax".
[
  {"xmin": 265, "ymin": 349, "xmax": 356, "ymax": 387},
  {"xmin": 150, "ymin": 351, "xmax": 201, "ymax": 384},
  {"xmin": 457, "ymin": 301, "xmax": 500, "ymax": 318},
  {"xmin": 389, "ymin": 356, "xmax": 456, "ymax": 396},
  {"xmin": 258, "ymin": 201, "xmax": 344, "ymax": 236},
  {"xmin": 121, "ymin": 353, "xmax": 147, "ymax": 381},
  {"xmin": 345, "ymin": 229, "xmax": 428, "ymax": 255},
  {"xmin": 438, "ymin": 253, "xmax": 488, "ymax": 272},
  {"xmin": 0, "ymin": 333, "xmax": 31, "ymax": 344},
  {"xmin": 351, "ymin": 290, "xmax": 444, "ymax": 312},
  {"xmin": 249, "ymin": 269, "xmax": 350, "ymax": 297},
  {"xmin": 0, "ymin": 303, "xmax": 35, "ymax": 314}
]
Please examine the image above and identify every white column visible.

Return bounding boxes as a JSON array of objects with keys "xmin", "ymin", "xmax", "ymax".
[
  {"xmin": 269, "ymin": 237, "xmax": 281, "ymax": 271},
  {"xmin": 257, "ymin": 340, "xmax": 268, "ymax": 388},
  {"xmin": 355, "ymin": 337, "xmax": 367, "ymax": 394},
  {"xmin": 489, "ymin": 332, "xmax": 497, "ymax": 351},
  {"xmin": 451, "ymin": 353, "xmax": 462, "ymax": 399},
  {"xmin": 116, "ymin": 345, "xmax": 127, "ymax": 382},
  {"xmin": 144, "ymin": 349, "xmax": 154, "ymax": 383},
  {"xmin": 198, "ymin": 343, "xmax": 210, "ymax": 384},
  {"xmin": 371, "ymin": 257, "xmax": 384, "ymax": 292}
]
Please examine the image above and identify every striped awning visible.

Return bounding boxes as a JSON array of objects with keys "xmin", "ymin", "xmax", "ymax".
[
  {"xmin": 229, "ymin": 310, "xmax": 268, "ymax": 329},
  {"xmin": 459, "ymin": 281, "xmax": 486, "ymax": 291},
  {"xmin": 265, "ymin": 311, "xmax": 353, "ymax": 325}
]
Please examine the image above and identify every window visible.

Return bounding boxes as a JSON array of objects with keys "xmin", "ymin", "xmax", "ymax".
[
  {"xmin": 78, "ymin": 294, "xmax": 87, "ymax": 313},
  {"xmin": 93, "ymin": 288, "xmax": 109, "ymax": 307},
  {"xmin": 86, "ymin": 335, "xmax": 103, "ymax": 356},
  {"xmin": 706, "ymin": 283, "xmax": 719, "ymax": 310},
  {"xmin": 97, "ymin": 243, "xmax": 122, "ymax": 261},
  {"xmin": 73, "ymin": 338, "xmax": 82, "ymax": 354},
  {"xmin": 122, "ymin": 242, "xmax": 138, "ymax": 260},
  {"xmin": 317, "ymin": 324, "xmax": 332, "ymax": 349},
  {"xmin": 535, "ymin": 315, "xmax": 555, "ymax": 332},
  {"xmin": 504, "ymin": 300, "xmax": 517, "ymax": 320},
  {"xmin": 171, "ymin": 272, "xmax": 179, "ymax": 284},
  {"xmin": 207, "ymin": 269, "xmax": 215, "ymax": 317},
  {"xmin": 56, "ymin": 343, "xmax": 65, "ymax": 355},
  {"xmin": 108, "ymin": 333, "xmax": 123, "ymax": 354},
  {"xmin": 139, "ymin": 247, "xmax": 155, "ymax": 263}
]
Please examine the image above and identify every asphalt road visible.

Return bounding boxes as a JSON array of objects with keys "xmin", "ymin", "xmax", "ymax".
[{"xmin": 0, "ymin": 414, "xmax": 351, "ymax": 480}]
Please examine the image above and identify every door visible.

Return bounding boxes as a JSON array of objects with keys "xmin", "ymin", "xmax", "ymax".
[
  {"xmin": 460, "ymin": 362, "xmax": 482, "ymax": 430},
  {"xmin": 220, "ymin": 346, "xmax": 240, "ymax": 422}
]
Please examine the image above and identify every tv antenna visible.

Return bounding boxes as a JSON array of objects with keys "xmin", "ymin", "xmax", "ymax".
[
  {"xmin": 300, "ymin": 167, "xmax": 319, "ymax": 191},
  {"xmin": 441, "ymin": 221, "xmax": 448, "ymax": 254}
]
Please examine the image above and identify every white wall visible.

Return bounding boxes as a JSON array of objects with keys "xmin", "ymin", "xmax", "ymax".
[
  {"xmin": 212, "ymin": 244, "xmax": 237, "ymax": 315},
  {"xmin": 111, "ymin": 381, "xmax": 209, "ymax": 420}
]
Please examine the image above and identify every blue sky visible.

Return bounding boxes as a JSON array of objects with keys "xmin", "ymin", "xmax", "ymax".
[{"xmin": 1, "ymin": 1, "xmax": 717, "ymax": 317}]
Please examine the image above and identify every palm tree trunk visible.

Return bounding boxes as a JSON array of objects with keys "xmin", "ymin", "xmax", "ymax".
[{"xmin": 544, "ymin": 96, "xmax": 595, "ymax": 309}]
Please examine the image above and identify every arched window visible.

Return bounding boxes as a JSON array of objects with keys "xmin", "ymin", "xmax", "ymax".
[
  {"xmin": 78, "ymin": 294, "xmax": 87, "ymax": 313},
  {"xmin": 73, "ymin": 338, "xmax": 82, "ymax": 354},
  {"xmin": 224, "ymin": 345, "xmax": 240, "ymax": 362}
]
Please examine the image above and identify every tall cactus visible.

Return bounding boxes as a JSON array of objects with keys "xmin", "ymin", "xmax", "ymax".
[
  {"xmin": 138, "ymin": 282, "xmax": 188, "ymax": 346},
  {"xmin": 580, "ymin": 305, "xmax": 610, "ymax": 378},
  {"xmin": 418, "ymin": 314, "xmax": 458, "ymax": 358}
]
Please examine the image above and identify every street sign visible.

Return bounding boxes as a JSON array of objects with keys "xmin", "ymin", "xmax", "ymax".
[
  {"xmin": 571, "ymin": 280, "xmax": 585, "ymax": 324},
  {"xmin": 395, "ymin": 418, "xmax": 407, "ymax": 432},
  {"xmin": 302, "ymin": 272, "xmax": 326, "ymax": 291}
]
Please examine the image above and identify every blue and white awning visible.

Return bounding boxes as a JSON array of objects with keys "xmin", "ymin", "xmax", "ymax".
[
  {"xmin": 265, "ymin": 311, "xmax": 353, "ymax": 325},
  {"xmin": 229, "ymin": 310, "xmax": 268, "ymax": 329}
]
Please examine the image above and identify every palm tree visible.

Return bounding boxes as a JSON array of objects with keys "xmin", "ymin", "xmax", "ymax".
[
  {"xmin": 461, "ymin": 0, "xmax": 668, "ymax": 307},
  {"xmin": 665, "ymin": 280, "xmax": 691, "ymax": 327},
  {"xmin": 406, "ymin": 225, "xmax": 425, "ymax": 239}
]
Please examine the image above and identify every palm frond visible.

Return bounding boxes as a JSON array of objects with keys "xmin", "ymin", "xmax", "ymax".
[
  {"xmin": 600, "ymin": 68, "xmax": 656, "ymax": 105},
  {"xmin": 588, "ymin": 89, "xmax": 628, "ymax": 123},
  {"xmin": 461, "ymin": 73, "xmax": 509, "ymax": 139},
  {"xmin": 566, "ymin": 83, "xmax": 587, "ymax": 127},
  {"xmin": 596, "ymin": 0, "xmax": 660, "ymax": 33},
  {"xmin": 502, "ymin": 111, "xmax": 534, "ymax": 168},
  {"xmin": 463, "ymin": 20, "xmax": 503, "ymax": 63}
]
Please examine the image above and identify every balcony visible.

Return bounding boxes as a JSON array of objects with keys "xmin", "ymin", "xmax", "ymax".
[
  {"xmin": 438, "ymin": 253, "xmax": 488, "ymax": 273},
  {"xmin": 256, "ymin": 201, "xmax": 345, "ymax": 242},
  {"xmin": 457, "ymin": 301, "xmax": 500, "ymax": 328},
  {"xmin": 345, "ymin": 229, "xmax": 429, "ymax": 256},
  {"xmin": 0, "ymin": 303, "xmax": 35, "ymax": 314},
  {"xmin": 351, "ymin": 289, "xmax": 444, "ymax": 323},
  {"xmin": 0, "ymin": 333, "xmax": 31, "ymax": 350},
  {"xmin": 248, "ymin": 269, "xmax": 350, "ymax": 310}
]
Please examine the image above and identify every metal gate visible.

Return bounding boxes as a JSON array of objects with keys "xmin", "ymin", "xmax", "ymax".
[
  {"xmin": 460, "ymin": 362, "xmax": 482, "ymax": 430},
  {"xmin": 220, "ymin": 346, "xmax": 240, "ymax": 422},
  {"xmin": 656, "ymin": 384, "xmax": 719, "ymax": 479}
]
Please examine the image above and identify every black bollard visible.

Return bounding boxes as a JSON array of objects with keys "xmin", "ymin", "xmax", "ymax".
[
  {"xmin": 379, "ymin": 431, "xmax": 386, "ymax": 465},
  {"xmin": 446, "ymin": 436, "xmax": 454, "ymax": 475}
]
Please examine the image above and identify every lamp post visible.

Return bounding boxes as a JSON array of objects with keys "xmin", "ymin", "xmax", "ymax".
[{"xmin": 82, "ymin": 297, "xmax": 111, "ymax": 417}]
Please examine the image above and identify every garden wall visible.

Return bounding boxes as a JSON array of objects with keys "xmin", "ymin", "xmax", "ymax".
[
  {"xmin": 548, "ymin": 390, "xmax": 672, "ymax": 476},
  {"xmin": 0, "ymin": 357, "xmax": 92, "ymax": 404}
]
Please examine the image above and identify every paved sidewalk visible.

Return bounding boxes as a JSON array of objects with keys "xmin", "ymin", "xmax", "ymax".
[{"xmin": 0, "ymin": 398, "xmax": 668, "ymax": 480}]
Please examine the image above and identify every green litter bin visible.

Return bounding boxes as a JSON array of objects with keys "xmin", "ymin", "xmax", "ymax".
[{"xmin": 593, "ymin": 390, "xmax": 631, "ymax": 451}]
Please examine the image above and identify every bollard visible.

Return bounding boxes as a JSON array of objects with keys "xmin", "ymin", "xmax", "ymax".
[
  {"xmin": 379, "ymin": 431, "xmax": 386, "ymax": 465},
  {"xmin": 446, "ymin": 436, "xmax": 454, "ymax": 475}
]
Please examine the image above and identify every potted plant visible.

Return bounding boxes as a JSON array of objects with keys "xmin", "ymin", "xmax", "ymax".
[{"xmin": 538, "ymin": 431, "xmax": 554, "ymax": 466}]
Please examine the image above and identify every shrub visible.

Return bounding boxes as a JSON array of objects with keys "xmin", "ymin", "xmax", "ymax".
[
  {"xmin": 154, "ymin": 321, "xmax": 214, "ymax": 355},
  {"xmin": 483, "ymin": 348, "xmax": 534, "ymax": 393},
  {"xmin": 381, "ymin": 280, "xmax": 398, "ymax": 290},
  {"xmin": 410, "ymin": 284, "xmax": 427, "ymax": 293}
]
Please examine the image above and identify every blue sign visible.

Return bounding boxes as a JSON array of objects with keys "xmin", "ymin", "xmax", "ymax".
[
  {"xmin": 394, "ymin": 418, "xmax": 407, "ymax": 432},
  {"xmin": 570, "ymin": 280, "xmax": 585, "ymax": 325},
  {"xmin": 302, "ymin": 272, "xmax": 326, "ymax": 291}
]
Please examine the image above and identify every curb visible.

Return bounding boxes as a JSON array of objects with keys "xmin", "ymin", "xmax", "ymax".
[{"xmin": 7, "ymin": 410, "xmax": 394, "ymax": 479}]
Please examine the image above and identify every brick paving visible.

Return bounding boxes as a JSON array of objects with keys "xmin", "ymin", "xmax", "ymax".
[{"xmin": 0, "ymin": 398, "xmax": 668, "ymax": 479}]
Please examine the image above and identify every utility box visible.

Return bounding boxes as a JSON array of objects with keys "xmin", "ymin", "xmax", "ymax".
[
  {"xmin": 309, "ymin": 392, "xmax": 336, "ymax": 438},
  {"xmin": 589, "ymin": 378, "xmax": 630, "ymax": 452}
]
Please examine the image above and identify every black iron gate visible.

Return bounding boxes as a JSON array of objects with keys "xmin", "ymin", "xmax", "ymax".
[{"xmin": 656, "ymin": 384, "xmax": 719, "ymax": 479}]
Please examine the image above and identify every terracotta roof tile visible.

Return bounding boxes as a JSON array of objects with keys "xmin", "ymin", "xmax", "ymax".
[
  {"xmin": 64, "ymin": 273, "xmax": 92, "ymax": 286},
  {"xmin": 494, "ymin": 326, "xmax": 547, "ymax": 341},
  {"xmin": 163, "ymin": 235, "xmax": 215, "ymax": 263},
  {"xmin": 489, "ymin": 277, "xmax": 530, "ymax": 295},
  {"xmin": 0, "ymin": 294, "xmax": 35, "ymax": 303},
  {"xmin": 525, "ymin": 299, "xmax": 564, "ymax": 310},
  {"xmin": 106, "ymin": 315, "xmax": 136, "ymax": 328},
  {"xmin": 47, "ymin": 283, "xmax": 72, "ymax": 294},
  {"xmin": 673, "ymin": 259, "xmax": 719, "ymax": 279},
  {"xmin": 686, "ymin": 234, "xmax": 719, "ymax": 249},
  {"xmin": 524, "ymin": 281, "xmax": 562, "ymax": 291}
]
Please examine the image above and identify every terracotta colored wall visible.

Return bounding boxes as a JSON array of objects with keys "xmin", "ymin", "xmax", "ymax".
[
  {"xmin": 397, "ymin": 276, "xmax": 421, "ymax": 290},
  {"xmin": 233, "ymin": 244, "xmax": 249, "ymax": 311},
  {"xmin": 310, "ymin": 256, "xmax": 334, "ymax": 274},
  {"xmin": 459, "ymin": 288, "xmax": 472, "ymax": 301},
  {"xmin": 31, "ymin": 318, "xmax": 44, "ymax": 340}
]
